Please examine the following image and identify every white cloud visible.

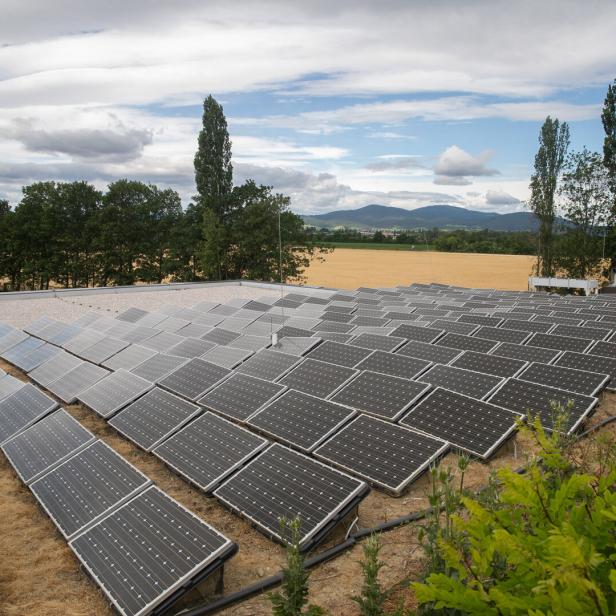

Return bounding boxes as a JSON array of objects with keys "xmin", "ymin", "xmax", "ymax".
[
  {"xmin": 485, "ymin": 189, "xmax": 521, "ymax": 206},
  {"xmin": 434, "ymin": 145, "xmax": 499, "ymax": 180}
]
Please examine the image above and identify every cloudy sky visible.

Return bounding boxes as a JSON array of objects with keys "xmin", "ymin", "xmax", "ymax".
[{"xmin": 1, "ymin": 0, "xmax": 614, "ymax": 214}]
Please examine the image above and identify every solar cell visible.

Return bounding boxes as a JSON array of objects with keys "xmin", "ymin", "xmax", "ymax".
[
  {"xmin": 78, "ymin": 370, "xmax": 154, "ymax": 418},
  {"xmin": 0, "ymin": 383, "xmax": 58, "ymax": 444},
  {"xmin": 48, "ymin": 362, "xmax": 110, "ymax": 404},
  {"xmin": 242, "ymin": 321, "xmax": 282, "ymax": 337},
  {"xmin": 555, "ymin": 351, "xmax": 616, "ymax": 392},
  {"xmin": 587, "ymin": 340, "xmax": 616, "ymax": 359},
  {"xmin": 63, "ymin": 329, "xmax": 106, "ymax": 355},
  {"xmin": 487, "ymin": 378, "xmax": 598, "ymax": 434},
  {"xmin": 227, "ymin": 334, "xmax": 271, "ymax": 352},
  {"xmin": 317, "ymin": 332, "xmax": 355, "ymax": 343},
  {"xmin": 13, "ymin": 342, "xmax": 61, "ymax": 372},
  {"xmin": 200, "ymin": 344, "xmax": 253, "ymax": 369},
  {"xmin": 271, "ymin": 336, "xmax": 322, "ymax": 356},
  {"xmin": 30, "ymin": 440, "xmax": 152, "ymax": 539},
  {"xmin": 400, "ymin": 387, "xmax": 520, "ymax": 459},
  {"xmin": 248, "ymin": 390, "xmax": 355, "ymax": 452},
  {"xmin": 489, "ymin": 341, "xmax": 561, "ymax": 364},
  {"xmin": 115, "ymin": 307, "xmax": 148, "ymax": 323},
  {"xmin": 69, "ymin": 486, "xmax": 236, "ymax": 616},
  {"xmin": 435, "ymin": 332, "xmax": 498, "ymax": 353},
  {"xmin": 233, "ymin": 348, "xmax": 299, "ymax": 382},
  {"xmin": 348, "ymin": 333, "xmax": 405, "ymax": 352},
  {"xmin": 0, "ymin": 329, "xmax": 29, "ymax": 354},
  {"xmin": 278, "ymin": 358, "xmax": 358, "ymax": 399},
  {"xmin": 395, "ymin": 340, "xmax": 461, "ymax": 365},
  {"xmin": 1, "ymin": 409, "xmax": 96, "ymax": 484},
  {"xmin": 354, "ymin": 350, "xmax": 430, "ymax": 380},
  {"xmin": 518, "ymin": 362, "xmax": 609, "ymax": 396},
  {"xmin": 471, "ymin": 326, "xmax": 530, "ymax": 344},
  {"xmin": 130, "ymin": 353, "xmax": 188, "ymax": 382},
  {"xmin": 314, "ymin": 414, "xmax": 448, "ymax": 495},
  {"xmin": 389, "ymin": 324, "xmax": 444, "ymax": 343},
  {"xmin": 153, "ymin": 412, "xmax": 268, "ymax": 493},
  {"xmin": 1, "ymin": 335, "xmax": 45, "ymax": 365},
  {"xmin": 209, "ymin": 304, "xmax": 239, "ymax": 316},
  {"xmin": 551, "ymin": 324, "xmax": 611, "ymax": 341},
  {"xmin": 109, "ymin": 387, "xmax": 201, "ymax": 451},
  {"xmin": 305, "ymin": 340, "xmax": 372, "ymax": 368},
  {"xmin": 176, "ymin": 323, "xmax": 212, "ymax": 339},
  {"xmin": 331, "ymin": 370, "xmax": 430, "ymax": 421},
  {"xmin": 102, "ymin": 344, "xmax": 158, "ymax": 371},
  {"xmin": 139, "ymin": 331, "xmax": 185, "ymax": 352},
  {"xmin": 166, "ymin": 337, "xmax": 217, "ymax": 359},
  {"xmin": 321, "ymin": 311, "xmax": 355, "ymax": 323},
  {"xmin": 418, "ymin": 364, "xmax": 503, "ymax": 400},
  {"xmin": 451, "ymin": 350, "xmax": 527, "ymax": 378},
  {"xmin": 201, "ymin": 327, "xmax": 241, "ymax": 346},
  {"xmin": 28, "ymin": 350, "xmax": 83, "ymax": 387},
  {"xmin": 458, "ymin": 314, "xmax": 503, "ymax": 327},
  {"xmin": 526, "ymin": 332, "xmax": 593, "ymax": 353},
  {"xmin": 500, "ymin": 319, "xmax": 555, "ymax": 333},
  {"xmin": 213, "ymin": 443, "xmax": 368, "ymax": 551},
  {"xmin": 157, "ymin": 316, "xmax": 191, "ymax": 333},
  {"xmin": 117, "ymin": 326, "xmax": 159, "ymax": 345},
  {"xmin": 312, "ymin": 320, "xmax": 356, "ymax": 334},
  {"xmin": 23, "ymin": 315, "xmax": 57, "ymax": 336},
  {"xmin": 79, "ymin": 337, "xmax": 130, "ymax": 364},
  {"xmin": 159, "ymin": 358, "xmax": 231, "ymax": 401},
  {"xmin": 430, "ymin": 320, "xmax": 479, "ymax": 335}
]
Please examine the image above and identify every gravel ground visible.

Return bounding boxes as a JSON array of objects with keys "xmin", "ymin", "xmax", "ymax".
[{"xmin": 0, "ymin": 284, "xmax": 283, "ymax": 328}]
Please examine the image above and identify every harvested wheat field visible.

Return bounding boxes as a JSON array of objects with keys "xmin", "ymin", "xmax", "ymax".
[{"xmin": 305, "ymin": 249, "xmax": 535, "ymax": 290}]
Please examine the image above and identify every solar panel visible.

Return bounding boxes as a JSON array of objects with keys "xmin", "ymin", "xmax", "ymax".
[
  {"xmin": 316, "ymin": 332, "xmax": 354, "ymax": 343},
  {"xmin": 314, "ymin": 414, "xmax": 448, "ymax": 495},
  {"xmin": 13, "ymin": 342, "xmax": 61, "ymax": 372},
  {"xmin": 400, "ymin": 387, "xmax": 520, "ymax": 459},
  {"xmin": 554, "ymin": 351, "xmax": 616, "ymax": 392},
  {"xmin": 354, "ymin": 350, "xmax": 430, "ymax": 380},
  {"xmin": 159, "ymin": 358, "xmax": 231, "ymax": 401},
  {"xmin": 500, "ymin": 318, "xmax": 555, "ymax": 333},
  {"xmin": 458, "ymin": 314, "xmax": 503, "ymax": 327},
  {"xmin": 350, "ymin": 315, "xmax": 391, "ymax": 327},
  {"xmin": 322, "ymin": 311, "xmax": 355, "ymax": 323},
  {"xmin": 0, "ymin": 383, "xmax": 58, "ymax": 445},
  {"xmin": 199, "ymin": 345, "xmax": 252, "ymax": 369},
  {"xmin": 213, "ymin": 443, "xmax": 368, "ymax": 551},
  {"xmin": 435, "ymin": 332, "xmax": 498, "ymax": 354},
  {"xmin": 489, "ymin": 341, "xmax": 561, "ymax": 364},
  {"xmin": 209, "ymin": 304, "xmax": 238, "ymax": 316},
  {"xmin": 1, "ymin": 409, "xmax": 96, "ymax": 484},
  {"xmin": 487, "ymin": 378, "xmax": 598, "ymax": 434},
  {"xmin": 451, "ymin": 350, "xmax": 527, "ymax": 378},
  {"xmin": 1, "ymin": 335, "xmax": 44, "ymax": 364},
  {"xmin": 78, "ymin": 370, "xmax": 154, "ymax": 418},
  {"xmin": 248, "ymin": 390, "xmax": 355, "ymax": 453},
  {"xmin": 79, "ymin": 337, "xmax": 130, "ymax": 364},
  {"xmin": 418, "ymin": 364, "xmax": 503, "ymax": 400},
  {"xmin": 101, "ymin": 344, "xmax": 158, "ymax": 371},
  {"xmin": 166, "ymin": 337, "xmax": 217, "ymax": 359},
  {"xmin": 517, "ymin": 362, "xmax": 609, "ymax": 397},
  {"xmin": 139, "ymin": 331, "xmax": 185, "ymax": 352},
  {"xmin": 115, "ymin": 307, "xmax": 149, "ymax": 323},
  {"xmin": 109, "ymin": 387, "xmax": 201, "ymax": 451},
  {"xmin": 389, "ymin": 324, "xmax": 443, "ymax": 344},
  {"xmin": 551, "ymin": 323, "xmax": 611, "ymax": 341},
  {"xmin": 176, "ymin": 323, "xmax": 212, "ymax": 339},
  {"xmin": 46, "ymin": 363, "xmax": 109, "ymax": 406},
  {"xmin": 197, "ymin": 373, "xmax": 285, "ymax": 423},
  {"xmin": 330, "ymin": 370, "xmax": 430, "ymax": 421},
  {"xmin": 157, "ymin": 316, "xmax": 191, "ymax": 333},
  {"xmin": 587, "ymin": 340, "xmax": 616, "ymax": 360},
  {"xmin": 131, "ymin": 312, "xmax": 168, "ymax": 328},
  {"xmin": 383, "ymin": 311, "xmax": 420, "ymax": 321},
  {"xmin": 271, "ymin": 336, "xmax": 321, "ymax": 357},
  {"xmin": 430, "ymin": 320, "xmax": 479, "ymax": 335},
  {"xmin": 30, "ymin": 440, "xmax": 152, "ymax": 539},
  {"xmin": 472, "ymin": 326, "xmax": 530, "ymax": 344},
  {"xmin": 28, "ymin": 350, "xmax": 83, "ymax": 387},
  {"xmin": 305, "ymin": 340, "xmax": 372, "ymax": 368},
  {"xmin": 0, "ymin": 329, "xmax": 29, "ymax": 354},
  {"xmin": 526, "ymin": 332, "xmax": 593, "ymax": 353},
  {"xmin": 278, "ymin": 358, "xmax": 358, "ymax": 399},
  {"xmin": 63, "ymin": 329, "xmax": 106, "ymax": 355},
  {"xmin": 348, "ymin": 333, "xmax": 405, "ymax": 353},
  {"xmin": 23, "ymin": 315, "xmax": 57, "ymax": 336},
  {"xmin": 395, "ymin": 340, "xmax": 461, "ymax": 365},
  {"xmin": 533, "ymin": 315, "xmax": 583, "ymax": 326},
  {"xmin": 235, "ymin": 348, "xmax": 301, "ymax": 382},
  {"xmin": 152, "ymin": 411, "xmax": 268, "ymax": 494},
  {"xmin": 118, "ymin": 325, "xmax": 159, "ymax": 345},
  {"xmin": 130, "ymin": 353, "xmax": 188, "ymax": 382},
  {"xmin": 227, "ymin": 334, "xmax": 271, "ymax": 352},
  {"xmin": 69, "ymin": 486, "xmax": 236, "ymax": 616}
]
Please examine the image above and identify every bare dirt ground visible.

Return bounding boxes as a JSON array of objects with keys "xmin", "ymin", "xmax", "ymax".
[
  {"xmin": 1, "ymin": 354, "xmax": 614, "ymax": 616},
  {"xmin": 304, "ymin": 249, "xmax": 536, "ymax": 291}
]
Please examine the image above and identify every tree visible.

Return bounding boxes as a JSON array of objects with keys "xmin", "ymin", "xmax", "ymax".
[
  {"xmin": 601, "ymin": 78, "xmax": 616, "ymax": 280},
  {"xmin": 554, "ymin": 148, "xmax": 612, "ymax": 279},
  {"xmin": 194, "ymin": 95, "xmax": 233, "ymax": 214},
  {"xmin": 529, "ymin": 116, "xmax": 570, "ymax": 276}
]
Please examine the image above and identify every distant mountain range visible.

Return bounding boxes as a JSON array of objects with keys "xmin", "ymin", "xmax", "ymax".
[{"xmin": 301, "ymin": 204, "xmax": 552, "ymax": 232}]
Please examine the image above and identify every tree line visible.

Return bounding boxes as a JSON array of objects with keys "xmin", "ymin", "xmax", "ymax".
[
  {"xmin": 529, "ymin": 79, "xmax": 616, "ymax": 281},
  {"xmin": 0, "ymin": 96, "xmax": 327, "ymax": 292}
]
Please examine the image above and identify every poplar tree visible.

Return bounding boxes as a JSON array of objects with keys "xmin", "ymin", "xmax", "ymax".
[
  {"xmin": 528, "ymin": 116, "xmax": 570, "ymax": 277},
  {"xmin": 601, "ymin": 78, "xmax": 616, "ymax": 278}
]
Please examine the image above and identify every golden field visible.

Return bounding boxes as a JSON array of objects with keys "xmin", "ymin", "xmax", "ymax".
[{"xmin": 304, "ymin": 249, "xmax": 536, "ymax": 291}]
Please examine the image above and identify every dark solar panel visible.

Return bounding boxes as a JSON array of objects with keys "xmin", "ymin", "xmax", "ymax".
[
  {"xmin": 248, "ymin": 390, "xmax": 356, "ymax": 452},
  {"xmin": 0, "ymin": 384, "xmax": 58, "ymax": 445},
  {"xmin": 109, "ymin": 387, "xmax": 201, "ymax": 451},
  {"xmin": 30, "ymin": 440, "xmax": 152, "ymax": 539},
  {"xmin": 354, "ymin": 350, "xmax": 431, "ymax": 380},
  {"xmin": 349, "ymin": 333, "xmax": 405, "ymax": 352},
  {"xmin": 1, "ymin": 409, "xmax": 96, "ymax": 484},
  {"xmin": 430, "ymin": 320, "xmax": 479, "ymax": 335},
  {"xmin": 526, "ymin": 332, "xmax": 593, "ymax": 353},
  {"xmin": 555, "ymin": 351, "xmax": 615, "ymax": 391},
  {"xmin": 276, "ymin": 325, "xmax": 315, "ymax": 339},
  {"xmin": 314, "ymin": 414, "xmax": 448, "ymax": 495},
  {"xmin": 451, "ymin": 350, "xmax": 527, "ymax": 378},
  {"xmin": 350, "ymin": 316, "xmax": 390, "ymax": 327},
  {"xmin": 458, "ymin": 314, "xmax": 503, "ymax": 327},
  {"xmin": 435, "ymin": 332, "xmax": 498, "ymax": 354},
  {"xmin": 201, "ymin": 327, "xmax": 241, "ymax": 345},
  {"xmin": 331, "ymin": 370, "xmax": 431, "ymax": 421},
  {"xmin": 153, "ymin": 411, "xmax": 268, "ymax": 492},
  {"xmin": 321, "ymin": 311, "xmax": 354, "ymax": 323},
  {"xmin": 47, "ymin": 363, "xmax": 110, "ymax": 404},
  {"xmin": 198, "ymin": 373, "xmax": 285, "ymax": 422},
  {"xmin": 130, "ymin": 353, "xmax": 188, "ymax": 383},
  {"xmin": 418, "ymin": 364, "xmax": 503, "ymax": 400},
  {"xmin": 400, "ymin": 387, "xmax": 520, "ymax": 459},
  {"xmin": 227, "ymin": 334, "xmax": 271, "ymax": 352},
  {"xmin": 166, "ymin": 337, "xmax": 217, "ymax": 359},
  {"xmin": 69, "ymin": 486, "xmax": 235, "ymax": 616},
  {"xmin": 518, "ymin": 362, "xmax": 609, "ymax": 396},
  {"xmin": 102, "ymin": 344, "xmax": 158, "ymax": 371},
  {"xmin": 312, "ymin": 320, "xmax": 355, "ymax": 334},
  {"xmin": 395, "ymin": 340, "xmax": 461, "ymax": 365},
  {"xmin": 389, "ymin": 324, "xmax": 444, "ymax": 344},
  {"xmin": 489, "ymin": 341, "xmax": 561, "ymax": 364},
  {"xmin": 317, "ymin": 332, "xmax": 354, "ymax": 344},
  {"xmin": 487, "ymin": 378, "xmax": 598, "ymax": 434},
  {"xmin": 271, "ymin": 336, "xmax": 322, "ymax": 356},
  {"xmin": 116, "ymin": 307, "xmax": 148, "ymax": 323},
  {"xmin": 78, "ymin": 370, "xmax": 154, "ymax": 418},
  {"xmin": 213, "ymin": 444, "xmax": 367, "ymax": 551},
  {"xmin": 551, "ymin": 324, "xmax": 611, "ymax": 341},
  {"xmin": 159, "ymin": 358, "xmax": 231, "ymax": 401},
  {"xmin": 79, "ymin": 337, "xmax": 130, "ymax": 364},
  {"xmin": 587, "ymin": 340, "xmax": 616, "ymax": 360},
  {"xmin": 278, "ymin": 358, "xmax": 358, "ymax": 399},
  {"xmin": 305, "ymin": 340, "xmax": 372, "ymax": 368},
  {"xmin": 235, "ymin": 349, "xmax": 301, "ymax": 382},
  {"xmin": 472, "ymin": 326, "xmax": 530, "ymax": 344},
  {"xmin": 500, "ymin": 319, "xmax": 555, "ymax": 333},
  {"xmin": 200, "ymin": 344, "xmax": 253, "ymax": 369}
]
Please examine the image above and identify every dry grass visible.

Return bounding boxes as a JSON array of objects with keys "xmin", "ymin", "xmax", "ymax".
[
  {"xmin": 0, "ymin": 357, "xmax": 614, "ymax": 616},
  {"xmin": 304, "ymin": 249, "xmax": 536, "ymax": 290}
]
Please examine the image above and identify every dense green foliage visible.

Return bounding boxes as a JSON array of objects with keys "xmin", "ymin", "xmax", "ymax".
[
  {"xmin": 601, "ymin": 79, "xmax": 616, "ymax": 276},
  {"xmin": 529, "ymin": 116, "xmax": 570, "ymax": 277}
]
